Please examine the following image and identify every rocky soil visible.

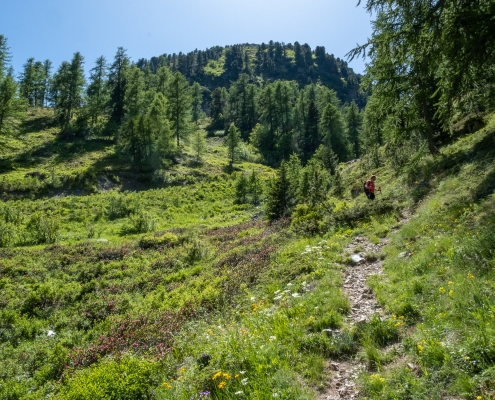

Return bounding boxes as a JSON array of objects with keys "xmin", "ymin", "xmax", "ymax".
[{"xmin": 319, "ymin": 214, "xmax": 410, "ymax": 400}]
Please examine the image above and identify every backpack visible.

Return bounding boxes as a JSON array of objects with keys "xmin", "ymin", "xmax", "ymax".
[{"xmin": 363, "ymin": 181, "xmax": 369, "ymax": 194}]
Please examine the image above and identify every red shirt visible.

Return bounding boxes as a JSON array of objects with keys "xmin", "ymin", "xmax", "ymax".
[{"xmin": 365, "ymin": 180, "xmax": 375, "ymax": 193}]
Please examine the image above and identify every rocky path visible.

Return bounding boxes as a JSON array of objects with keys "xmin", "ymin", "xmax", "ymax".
[{"xmin": 319, "ymin": 214, "xmax": 410, "ymax": 400}]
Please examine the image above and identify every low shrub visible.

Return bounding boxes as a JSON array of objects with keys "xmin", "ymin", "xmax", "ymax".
[
  {"xmin": 26, "ymin": 212, "xmax": 60, "ymax": 244},
  {"xmin": 139, "ymin": 232, "xmax": 179, "ymax": 249}
]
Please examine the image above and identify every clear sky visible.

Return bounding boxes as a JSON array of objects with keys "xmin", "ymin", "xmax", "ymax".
[{"xmin": 2, "ymin": 0, "xmax": 372, "ymax": 76}]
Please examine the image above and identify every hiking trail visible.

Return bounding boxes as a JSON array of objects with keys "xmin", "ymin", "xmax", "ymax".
[{"xmin": 318, "ymin": 212, "xmax": 411, "ymax": 400}]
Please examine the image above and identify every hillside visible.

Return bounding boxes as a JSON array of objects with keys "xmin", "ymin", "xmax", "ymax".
[
  {"xmin": 1, "ymin": 107, "xmax": 494, "ymax": 399},
  {"xmin": 136, "ymin": 42, "xmax": 366, "ymax": 108}
]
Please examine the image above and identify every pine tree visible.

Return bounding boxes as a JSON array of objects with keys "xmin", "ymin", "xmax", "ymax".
[
  {"xmin": 149, "ymin": 92, "xmax": 174, "ymax": 163},
  {"xmin": 265, "ymin": 160, "xmax": 294, "ymax": 220},
  {"xmin": 225, "ymin": 123, "xmax": 241, "ymax": 167},
  {"xmin": 108, "ymin": 47, "xmax": 130, "ymax": 131},
  {"xmin": 345, "ymin": 101, "xmax": 362, "ymax": 159},
  {"xmin": 299, "ymin": 99, "xmax": 320, "ymax": 162},
  {"xmin": 320, "ymin": 102, "xmax": 348, "ymax": 162},
  {"xmin": 191, "ymin": 82, "xmax": 203, "ymax": 125},
  {"xmin": 156, "ymin": 66, "xmax": 171, "ymax": 97},
  {"xmin": 0, "ymin": 35, "xmax": 11, "ymax": 81},
  {"xmin": 208, "ymin": 87, "xmax": 227, "ymax": 132},
  {"xmin": 304, "ymin": 158, "xmax": 330, "ymax": 207},
  {"xmin": 0, "ymin": 75, "xmax": 27, "ymax": 134},
  {"xmin": 19, "ymin": 58, "xmax": 36, "ymax": 106},
  {"xmin": 191, "ymin": 128, "xmax": 206, "ymax": 162},
  {"xmin": 234, "ymin": 174, "xmax": 249, "ymax": 204},
  {"xmin": 87, "ymin": 56, "xmax": 109, "ymax": 128},
  {"xmin": 41, "ymin": 60, "xmax": 52, "ymax": 107},
  {"xmin": 124, "ymin": 65, "xmax": 146, "ymax": 118},
  {"xmin": 52, "ymin": 52, "xmax": 86, "ymax": 130},
  {"xmin": 248, "ymin": 170, "xmax": 262, "ymax": 205},
  {"xmin": 168, "ymin": 71, "xmax": 191, "ymax": 147}
]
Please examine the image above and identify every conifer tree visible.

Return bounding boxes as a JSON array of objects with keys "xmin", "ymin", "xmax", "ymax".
[
  {"xmin": 19, "ymin": 58, "xmax": 36, "ymax": 106},
  {"xmin": 320, "ymin": 102, "xmax": 348, "ymax": 162},
  {"xmin": 191, "ymin": 128, "xmax": 206, "ymax": 162},
  {"xmin": 0, "ymin": 75, "xmax": 27, "ymax": 134},
  {"xmin": 108, "ymin": 47, "xmax": 130, "ymax": 131},
  {"xmin": 168, "ymin": 71, "xmax": 191, "ymax": 147},
  {"xmin": 41, "ymin": 60, "xmax": 52, "ymax": 107},
  {"xmin": 0, "ymin": 35, "xmax": 11, "ymax": 81},
  {"xmin": 124, "ymin": 65, "xmax": 146, "ymax": 118},
  {"xmin": 299, "ymin": 99, "xmax": 320, "ymax": 162},
  {"xmin": 149, "ymin": 92, "xmax": 174, "ymax": 162},
  {"xmin": 191, "ymin": 81, "xmax": 203, "ymax": 125},
  {"xmin": 52, "ymin": 52, "xmax": 86, "ymax": 130},
  {"xmin": 208, "ymin": 87, "xmax": 227, "ymax": 132},
  {"xmin": 234, "ymin": 174, "xmax": 249, "ymax": 204},
  {"xmin": 265, "ymin": 160, "xmax": 294, "ymax": 220},
  {"xmin": 225, "ymin": 123, "xmax": 241, "ymax": 167},
  {"xmin": 248, "ymin": 170, "xmax": 262, "ymax": 206},
  {"xmin": 345, "ymin": 100, "xmax": 362, "ymax": 159},
  {"xmin": 156, "ymin": 65, "xmax": 171, "ymax": 97},
  {"xmin": 87, "ymin": 56, "xmax": 109, "ymax": 128}
]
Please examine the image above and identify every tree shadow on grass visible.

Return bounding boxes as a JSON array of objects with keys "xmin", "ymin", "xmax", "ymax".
[{"xmin": 0, "ymin": 137, "xmax": 116, "ymax": 173}]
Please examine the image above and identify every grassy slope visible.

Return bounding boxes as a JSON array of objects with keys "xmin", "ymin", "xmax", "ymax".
[{"xmin": 0, "ymin": 111, "xmax": 494, "ymax": 399}]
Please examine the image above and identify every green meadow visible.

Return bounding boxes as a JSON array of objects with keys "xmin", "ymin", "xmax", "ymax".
[{"xmin": 0, "ymin": 109, "xmax": 494, "ymax": 399}]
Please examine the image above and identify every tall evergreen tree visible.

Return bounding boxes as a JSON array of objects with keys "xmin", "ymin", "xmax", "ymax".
[
  {"xmin": 148, "ymin": 92, "xmax": 174, "ymax": 162},
  {"xmin": 320, "ymin": 101, "xmax": 348, "ymax": 162},
  {"xmin": 266, "ymin": 160, "xmax": 294, "ymax": 220},
  {"xmin": 107, "ymin": 47, "xmax": 130, "ymax": 131},
  {"xmin": 191, "ymin": 81, "xmax": 203, "ymax": 125},
  {"xmin": 345, "ymin": 101, "xmax": 362, "ymax": 159},
  {"xmin": 225, "ymin": 123, "xmax": 241, "ymax": 167},
  {"xmin": 86, "ymin": 56, "xmax": 109, "ymax": 128},
  {"xmin": 156, "ymin": 65, "xmax": 172, "ymax": 97},
  {"xmin": 123, "ymin": 65, "xmax": 146, "ymax": 118},
  {"xmin": 248, "ymin": 170, "xmax": 262, "ymax": 205},
  {"xmin": 234, "ymin": 174, "xmax": 249, "ymax": 204},
  {"xmin": 52, "ymin": 52, "xmax": 86, "ymax": 130},
  {"xmin": 0, "ymin": 35, "xmax": 11, "ymax": 81},
  {"xmin": 19, "ymin": 58, "xmax": 36, "ymax": 106},
  {"xmin": 168, "ymin": 71, "xmax": 191, "ymax": 147},
  {"xmin": 41, "ymin": 60, "xmax": 52, "ymax": 107},
  {"xmin": 208, "ymin": 87, "xmax": 227, "ymax": 132},
  {"xmin": 0, "ymin": 75, "xmax": 27, "ymax": 134}
]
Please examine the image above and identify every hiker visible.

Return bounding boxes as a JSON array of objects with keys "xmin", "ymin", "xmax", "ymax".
[{"xmin": 364, "ymin": 175, "xmax": 380, "ymax": 200}]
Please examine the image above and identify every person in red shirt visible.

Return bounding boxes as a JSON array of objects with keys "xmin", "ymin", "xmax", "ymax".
[{"xmin": 365, "ymin": 175, "xmax": 379, "ymax": 200}]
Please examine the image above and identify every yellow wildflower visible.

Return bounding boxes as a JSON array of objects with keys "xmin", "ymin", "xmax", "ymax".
[
  {"xmin": 222, "ymin": 373, "xmax": 231, "ymax": 380},
  {"xmin": 218, "ymin": 381, "xmax": 227, "ymax": 389},
  {"xmin": 439, "ymin": 287, "xmax": 446, "ymax": 294},
  {"xmin": 449, "ymin": 290, "xmax": 454, "ymax": 297},
  {"xmin": 468, "ymin": 273, "xmax": 474, "ymax": 279},
  {"xmin": 212, "ymin": 371, "xmax": 222, "ymax": 380},
  {"xmin": 162, "ymin": 382, "xmax": 172, "ymax": 389},
  {"xmin": 235, "ymin": 374, "xmax": 240, "ymax": 378}
]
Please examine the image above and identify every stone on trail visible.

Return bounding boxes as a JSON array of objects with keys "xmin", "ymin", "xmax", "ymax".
[{"xmin": 350, "ymin": 254, "xmax": 364, "ymax": 263}]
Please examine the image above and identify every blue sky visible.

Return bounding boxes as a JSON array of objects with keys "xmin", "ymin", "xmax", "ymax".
[{"xmin": 2, "ymin": 0, "xmax": 372, "ymax": 76}]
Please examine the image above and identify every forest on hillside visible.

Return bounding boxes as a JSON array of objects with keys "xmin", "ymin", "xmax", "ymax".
[{"xmin": 0, "ymin": 39, "xmax": 365, "ymax": 171}]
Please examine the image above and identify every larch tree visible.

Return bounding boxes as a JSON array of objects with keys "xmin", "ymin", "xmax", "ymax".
[
  {"xmin": 86, "ymin": 56, "xmax": 109, "ymax": 128},
  {"xmin": 167, "ymin": 71, "xmax": 191, "ymax": 147},
  {"xmin": 191, "ymin": 81, "xmax": 203, "ymax": 125},
  {"xmin": 225, "ymin": 123, "xmax": 241, "ymax": 167},
  {"xmin": 107, "ymin": 47, "xmax": 130, "ymax": 131},
  {"xmin": 344, "ymin": 100, "xmax": 362, "ymax": 159}
]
